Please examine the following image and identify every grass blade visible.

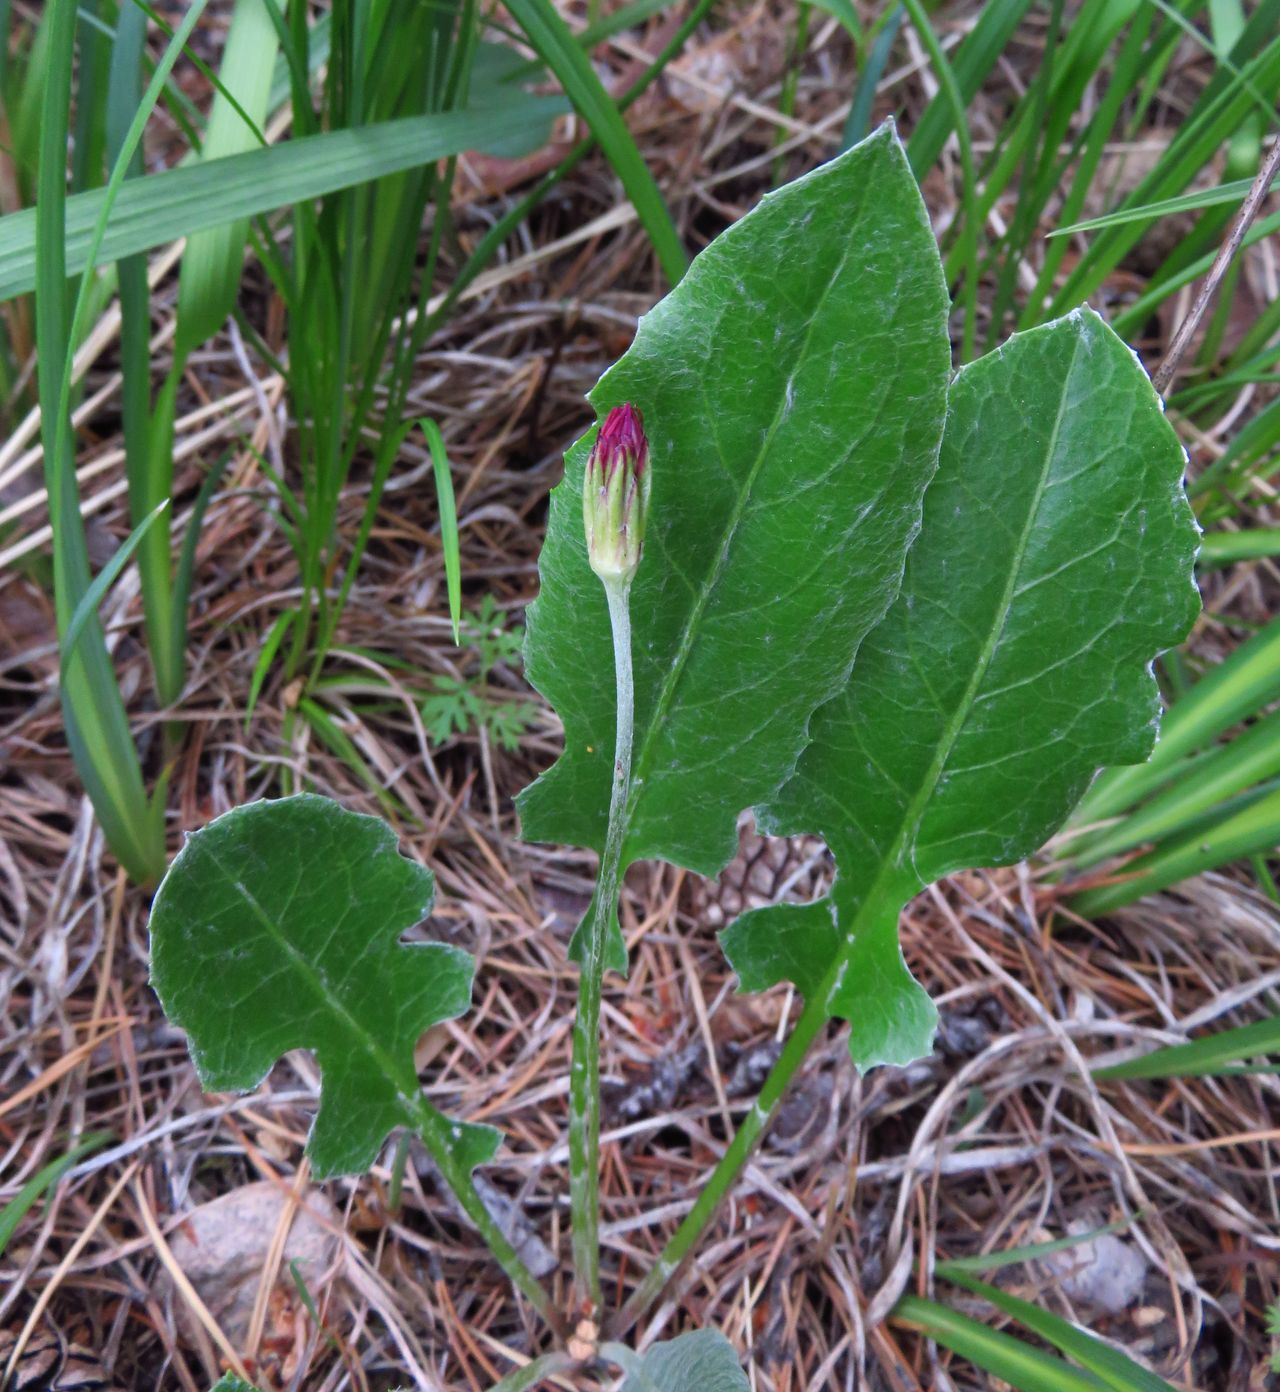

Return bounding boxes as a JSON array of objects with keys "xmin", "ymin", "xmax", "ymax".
[
  {"xmin": 2, "ymin": 101, "xmax": 569, "ymax": 301},
  {"xmin": 1051, "ymin": 171, "xmax": 1280, "ymax": 236},
  {"xmin": 905, "ymin": 0, "xmax": 1034, "ymax": 176},
  {"xmin": 900, "ymin": 0, "xmax": 979, "ymax": 360},
  {"xmin": 934, "ymin": 1217, "xmax": 1139, "ymax": 1277},
  {"xmin": 893, "ymin": 1295, "xmax": 1108, "ymax": 1392},
  {"xmin": 1095, "ymin": 1012, "xmax": 1280, "ymax": 1079},
  {"xmin": 1069, "ymin": 707, "xmax": 1280, "ymax": 866},
  {"xmin": 36, "ymin": 0, "xmax": 166, "ymax": 885},
  {"xmin": 169, "ymin": 455, "xmax": 234, "ymax": 683},
  {"xmin": 245, "ymin": 610, "xmax": 298, "ymax": 732},
  {"xmin": 0, "ymin": 1132, "xmax": 111, "ymax": 1255},
  {"xmin": 421, "ymin": 418, "xmax": 462, "ymax": 645},
  {"xmin": 938, "ymin": 1274, "xmax": 1176, "ymax": 1392},
  {"xmin": 1197, "ymin": 527, "xmax": 1280, "ymax": 568},
  {"xmin": 59, "ymin": 500, "xmax": 170, "ymax": 684},
  {"xmin": 843, "ymin": 6, "xmax": 902, "ymax": 151},
  {"xmin": 1070, "ymin": 782, "xmax": 1280, "ymax": 914},
  {"xmin": 503, "ymin": 0, "xmax": 687, "ymax": 286},
  {"xmin": 175, "ymin": 0, "xmax": 279, "ymax": 357},
  {"xmin": 1072, "ymin": 615, "xmax": 1280, "ymax": 826}
]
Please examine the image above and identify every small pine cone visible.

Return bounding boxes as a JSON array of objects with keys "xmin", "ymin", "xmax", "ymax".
[{"xmin": 692, "ymin": 814, "xmax": 831, "ymax": 929}]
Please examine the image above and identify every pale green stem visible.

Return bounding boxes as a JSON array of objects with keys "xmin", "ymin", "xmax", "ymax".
[
  {"xmin": 570, "ymin": 577, "xmax": 634, "ymax": 1314},
  {"xmin": 486, "ymin": 1350, "xmax": 578, "ymax": 1392},
  {"xmin": 610, "ymin": 989, "xmax": 828, "ymax": 1337},
  {"xmin": 408, "ymin": 1096, "xmax": 561, "ymax": 1332}
]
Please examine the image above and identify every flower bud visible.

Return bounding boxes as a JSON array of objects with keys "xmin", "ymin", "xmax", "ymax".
[{"xmin": 582, "ymin": 402, "xmax": 650, "ymax": 587}]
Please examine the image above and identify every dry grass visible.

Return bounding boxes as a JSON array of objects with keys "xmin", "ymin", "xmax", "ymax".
[{"xmin": 3, "ymin": 3, "xmax": 1280, "ymax": 1389}]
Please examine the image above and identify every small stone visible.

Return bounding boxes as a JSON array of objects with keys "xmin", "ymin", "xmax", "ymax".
[{"xmin": 163, "ymin": 1182, "xmax": 341, "ymax": 1347}]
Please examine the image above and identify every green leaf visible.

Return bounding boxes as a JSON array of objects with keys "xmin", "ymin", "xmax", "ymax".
[
  {"xmin": 149, "ymin": 794, "xmax": 498, "ymax": 1177},
  {"xmin": 517, "ymin": 124, "xmax": 952, "ymax": 968},
  {"xmin": 207, "ymin": 1378, "xmax": 260, "ymax": 1392},
  {"xmin": 723, "ymin": 310, "xmax": 1199, "ymax": 1069},
  {"xmin": 603, "ymin": 1331, "xmax": 749, "ymax": 1392},
  {"xmin": 0, "ymin": 101, "xmax": 568, "ymax": 302}
]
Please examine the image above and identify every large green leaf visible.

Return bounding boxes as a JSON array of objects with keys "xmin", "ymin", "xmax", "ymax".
[
  {"xmin": 0, "ymin": 100, "xmax": 566, "ymax": 302},
  {"xmin": 723, "ymin": 309, "xmax": 1199, "ymax": 1068},
  {"xmin": 149, "ymin": 795, "xmax": 497, "ymax": 1177},
  {"xmin": 517, "ymin": 123, "xmax": 952, "ymax": 965}
]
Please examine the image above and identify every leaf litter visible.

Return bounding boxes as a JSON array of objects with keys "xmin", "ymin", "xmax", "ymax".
[{"xmin": 2, "ymin": 4, "xmax": 1280, "ymax": 1388}]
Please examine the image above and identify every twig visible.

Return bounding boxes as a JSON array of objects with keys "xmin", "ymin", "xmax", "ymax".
[{"xmin": 1153, "ymin": 139, "xmax": 1280, "ymax": 396}]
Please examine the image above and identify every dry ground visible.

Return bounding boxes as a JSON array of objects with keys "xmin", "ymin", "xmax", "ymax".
[{"xmin": 3, "ymin": 4, "xmax": 1280, "ymax": 1389}]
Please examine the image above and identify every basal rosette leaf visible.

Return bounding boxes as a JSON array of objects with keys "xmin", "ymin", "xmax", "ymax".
[
  {"xmin": 149, "ymin": 794, "xmax": 498, "ymax": 1177},
  {"xmin": 610, "ymin": 1330, "xmax": 748, "ymax": 1392},
  {"xmin": 723, "ymin": 309, "xmax": 1201, "ymax": 1068},
  {"xmin": 518, "ymin": 123, "xmax": 952, "ymax": 935}
]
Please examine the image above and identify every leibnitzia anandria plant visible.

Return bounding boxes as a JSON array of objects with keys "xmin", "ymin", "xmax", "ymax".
[{"xmin": 148, "ymin": 124, "xmax": 1200, "ymax": 1386}]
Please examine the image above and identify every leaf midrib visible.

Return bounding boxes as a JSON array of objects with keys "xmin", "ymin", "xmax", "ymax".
[
  {"xmin": 622, "ymin": 169, "xmax": 873, "ymax": 858},
  {"xmin": 895, "ymin": 324, "xmax": 1084, "ymax": 887},
  {"xmin": 822, "ymin": 322, "xmax": 1083, "ymax": 926},
  {"xmin": 204, "ymin": 842, "xmax": 422, "ymax": 1104}
]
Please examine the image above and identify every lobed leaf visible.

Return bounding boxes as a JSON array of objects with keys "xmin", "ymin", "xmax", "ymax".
[
  {"xmin": 517, "ymin": 123, "xmax": 952, "ymax": 964},
  {"xmin": 149, "ymin": 795, "xmax": 497, "ymax": 1177},
  {"xmin": 723, "ymin": 310, "xmax": 1200, "ymax": 1069}
]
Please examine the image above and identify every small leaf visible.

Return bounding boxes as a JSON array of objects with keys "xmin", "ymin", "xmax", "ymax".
[
  {"xmin": 518, "ymin": 123, "xmax": 951, "ymax": 966},
  {"xmin": 719, "ymin": 898, "xmax": 837, "ymax": 998},
  {"xmin": 725, "ymin": 309, "xmax": 1200, "ymax": 1069},
  {"xmin": 149, "ymin": 794, "xmax": 498, "ymax": 1177},
  {"xmin": 208, "ymin": 1378, "xmax": 260, "ymax": 1392},
  {"xmin": 605, "ymin": 1330, "xmax": 749, "ymax": 1392}
]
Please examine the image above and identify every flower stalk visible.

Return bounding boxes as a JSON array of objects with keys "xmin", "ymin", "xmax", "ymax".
[{"xmin": 570, "ymin": 404, "xmax": 649, "ymax": 1316}]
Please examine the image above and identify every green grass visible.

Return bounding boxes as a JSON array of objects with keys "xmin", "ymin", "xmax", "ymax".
[
  {"xmin": 15, "ymin": 0, "xmax": 1280, "ymax": 907},
  {"xmin": 13, "ymin": 0, "xmax": 712, "ymax": 870},
  {"xmin": 1060, "ymin": 617, "xmax": 1280, "ymax": 912}
]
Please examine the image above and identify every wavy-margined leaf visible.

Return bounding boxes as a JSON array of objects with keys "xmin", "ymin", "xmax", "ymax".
[
  {"xmin": 149, "ymin": 795, "xmax": 497, "ymax": 1177},
  {"xmin": 723, "ymin": 309, "xmax": 1200, "ymax": 1068},
  {"xmin": 517, "ymin": 123, "xmax": 951, "ymax": 967}
]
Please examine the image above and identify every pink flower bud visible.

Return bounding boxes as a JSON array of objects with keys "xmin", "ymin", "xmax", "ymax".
[{"xmin": 583, "ymin": 403, "xmax": 650, "ymax": 586}]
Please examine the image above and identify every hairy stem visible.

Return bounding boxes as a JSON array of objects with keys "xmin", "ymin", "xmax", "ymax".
[{"xmin": 570, "ymin": 578, "xmax": 634, "ymax": 1314}]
